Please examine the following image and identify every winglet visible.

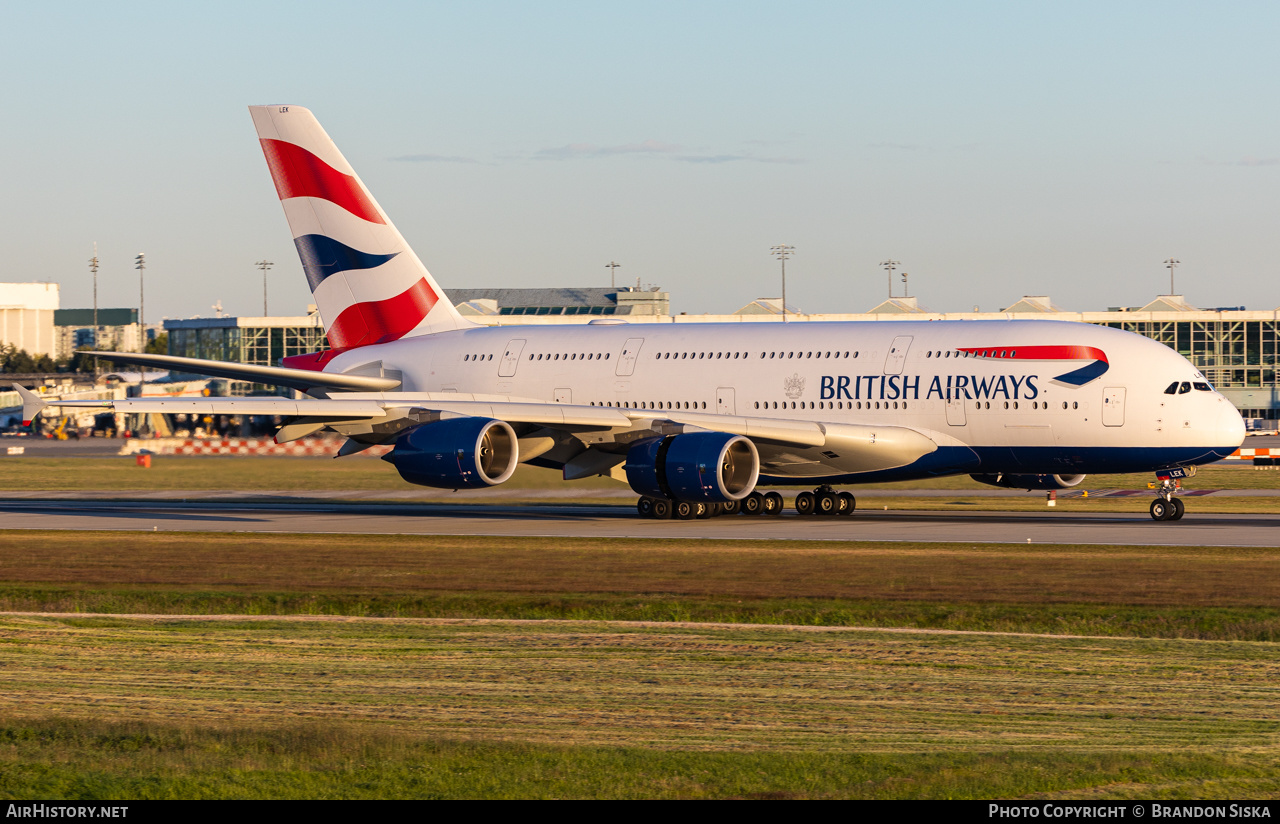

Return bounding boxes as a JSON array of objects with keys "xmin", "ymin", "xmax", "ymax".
[{"xmin": 12, "ymin": 384, "xmax": 46, "ymax": 426}]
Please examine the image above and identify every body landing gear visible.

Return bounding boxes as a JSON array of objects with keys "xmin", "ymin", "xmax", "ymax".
[
  {"xmin": 1149, "ymin": 474, "xmax": 1188, "ymax": 522},
  {"xmin": 636, "ymin": 486, "xmax": 856, "ymax": 519},
  {"xmin": 795, "ymin": 486, "xmax": 856, "ymax": 517}
]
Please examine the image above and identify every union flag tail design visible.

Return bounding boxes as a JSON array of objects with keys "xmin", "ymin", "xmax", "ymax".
[{"xmin": 249, "ymin": 105, "xmax": 469, "ymax": 349}]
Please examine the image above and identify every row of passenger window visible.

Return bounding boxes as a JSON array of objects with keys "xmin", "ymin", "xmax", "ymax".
[
  {"xmin": 924, "ymin": 350, "xmax": 1004, "ymax": 359},
  {"xmin": 761, "ymin": 350, "xmax": 857, "ymax": 359},
  {"xmin": 743, "ymin": 400, "xmax": 1083, "ymax": 412},
  {"xmin": 650, "ymin": 350, "xmax": 862, "ymax": 361},
  {"xmin": 469, "ymin": 347, "xmax": 1037, "ymax": 364},
  {"xmin": 526, "ymin": 352, "xmax": 611, "ymax": 361},
  {"xmin": 589, "ymin": 400, "xmax": 710, "ymax": 409},
  {"xmin": 582, "ymin": 399, "xmax": 1086, "ymax": 413},
  {"xmin": 655, "ymin": 351, "xmax": 747, "ymax": 360},
  {"xmin": 754, "ymin": 400, "xmax": 908, "ymax": 411}
]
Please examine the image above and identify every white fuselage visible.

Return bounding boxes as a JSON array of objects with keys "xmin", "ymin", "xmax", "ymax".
[{"xmin": 322, "ymin": 318, "xmax": 1245, "ymax": 482}]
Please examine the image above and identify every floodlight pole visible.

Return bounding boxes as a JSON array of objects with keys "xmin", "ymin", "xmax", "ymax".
[
  {"xmin": 770, "ymin": 244, "xmax": 795, "ymax": 323},
  {"xmin": 1165, "ymin": 257, "xmax": 1180, "ymax": 295},
  {"xmin": 880, "ymin": 259, "xmax": 900, "ymax": 299},
  {"xmin": 89, "ymin": 244, "xmax": 99, "ymax": 374},
  {"xmin": 606, "ymin": 261, "xmax": 621, "ymax": 289},
  {"xmin": 257, "ymin": 260, "xmax": 274, "ymax": 315},
  {"xmin": 134, "ymin": 253, "xmax": 146, "ymax": 353},
  {"xmin": 134, "ymin": 252, "xmax": 146, "ymax": 436}
]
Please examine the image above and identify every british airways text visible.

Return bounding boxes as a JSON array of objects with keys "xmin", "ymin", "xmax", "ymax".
[{"xmin": 819, "ymin": 374, "xmax": 1041, "ymax": 401}]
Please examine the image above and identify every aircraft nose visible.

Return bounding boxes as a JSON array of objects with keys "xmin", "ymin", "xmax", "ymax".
[{"xmin": 1212, "ymin": 398, "xmax": 1246, "ymax": 457}]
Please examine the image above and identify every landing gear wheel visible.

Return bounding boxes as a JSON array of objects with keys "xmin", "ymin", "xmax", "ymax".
[
  {"xmin": 651, "ymin": 499, "xmax": 672, "ymax": 519},
  {"xmin": 816, "ymin": 491, "xmax": 838, "ymax": 515},
  {"xmin": 722, "ymin": 500, "xmax": 741, "ymax": 516},
  {"xmin": 1170, "ymin": 497, "xmax": 1185, "ymax": 521},
  {"xmin": 1150, "ymin": 499, "xmax": 1172, "ymax": 521},
  {"xmin": 742, "ymin": 492, "xmax": 765, "ymax": 516},
  {"xmin": 763, "ymin": 491, "xmax": 783, "ymax": 516},
  {"xmin": 795, "ymin": 491, "xmax": 816, "ymax": 516},
  {"xmin": 637, "ymin": 496, "xmax": 656, "ymax": 518},
  {"xmin": 837, "ymin": 492, "xmax": 856, "ymax": 516},
  {"xmin": 675, "ymin": 501, "xmax": 696, "ymax": 520},
  {"xmin": 695, "ymin": 502, "xmax": 712, "ymax": 519}
]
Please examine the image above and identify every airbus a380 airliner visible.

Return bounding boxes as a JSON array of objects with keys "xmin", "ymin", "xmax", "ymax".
[{"xmin": 22, "ymin": 105, "xmax": 1245, "ymax": 522}]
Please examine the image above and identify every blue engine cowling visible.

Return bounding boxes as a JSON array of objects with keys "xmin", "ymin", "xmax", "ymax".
[
  {"xmin": 625, "ymin": 432, "xmax": 759, "ymax": 503},
  {"xmin": 971, "ymin": 473, "xmax": 1086, "ymax": 491},
  {"xmin": 383, "ymin": 417, "xmax": 519, "ymax": 489}
]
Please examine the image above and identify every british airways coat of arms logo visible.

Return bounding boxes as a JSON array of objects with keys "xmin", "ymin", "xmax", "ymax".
[{"xmin": 784, "ymin": 373, "xmax": 805, "ymax": 399}]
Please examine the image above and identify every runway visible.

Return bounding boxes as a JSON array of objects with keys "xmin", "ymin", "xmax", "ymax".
[{"xmin": 2, "ymin": 498, "xmax": 1278, "ymax": 546}]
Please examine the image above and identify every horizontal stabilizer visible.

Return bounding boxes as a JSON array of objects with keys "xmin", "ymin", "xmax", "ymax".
[
  {"xmin": 12, "ymin": 384, "xmax": 46, "ymax": 425},
  {"xmin": 81, "ymin": 351, "xmax": 401, "ymax": 394}
]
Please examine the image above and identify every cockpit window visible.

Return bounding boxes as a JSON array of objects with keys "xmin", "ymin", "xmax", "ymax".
[
  {"xmin": 1164, "ymin": 382, "xmax": 1179, "ymax": 394},
  {"xmin": 1178, "ymin": 382, "xmax": 1192, "ymax": 394},
  {"xmin": 1193, "ymin": 382, "xmax": 1212, "ymax": 392}
]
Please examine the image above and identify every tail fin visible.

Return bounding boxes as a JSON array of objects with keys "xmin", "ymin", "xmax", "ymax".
[{"xmin": 248, "ymin": 105, "xmax": 470, "ymax": 349}]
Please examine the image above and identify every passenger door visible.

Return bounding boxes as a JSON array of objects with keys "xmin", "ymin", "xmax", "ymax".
[
  {"xmin": 946, "ymin": 397, "xmax": 967, "ymax": 426},
  {"xmin": 498, "ymin": 339, "xmax": 526, "ymax": 377},
  {"xmin": 1103, "ymin": 387, "xmax": 1126, "ymax": 427},
  {"xmin": 883, "ymin": 335, "xmax": 913, "ymax": 376},
  {"xmin": 615, "ymin": 338, "xmax": 645, "ymax": 377},
  {"xmin": 716, "ymin": 387, "xmax": 735, "ymax": 415}
]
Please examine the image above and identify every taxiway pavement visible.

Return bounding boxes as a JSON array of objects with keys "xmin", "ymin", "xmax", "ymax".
[{"xmin": 1, "ymin": 499, "xmax": 1276, "ymax": 547}]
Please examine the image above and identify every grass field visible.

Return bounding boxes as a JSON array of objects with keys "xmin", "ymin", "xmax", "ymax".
[
  {"xmin": 2, "ymin": 532, "xmax": 1280, "ymax": 640},
  {"xmin": 5, "ymin": 456, "xmax": 1280, "ymax": 515},
  {"xmin": 2, "ymin": 615, "xmax": 1280, "ymax": 799},
  {"xmin": 4, "ymin": 455, "xmax": 1279, "ymax": 492}
]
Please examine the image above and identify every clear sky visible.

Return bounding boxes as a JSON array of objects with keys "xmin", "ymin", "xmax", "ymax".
[{"xmin": 3, "ymin": 1, "xmax": 1278, "ymax": 320}]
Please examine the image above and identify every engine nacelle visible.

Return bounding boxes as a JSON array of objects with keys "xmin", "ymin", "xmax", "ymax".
[
  {"xmin": 383, "ymin": 417, "xmax": 519, "ymax": 489},
  {"xmin": 970, "ymin": 473, "xmax": 1086, "ymax": 491},
  {"xmin": 625, "ymin": 432, "xmax": 759, "ymax": 503}
]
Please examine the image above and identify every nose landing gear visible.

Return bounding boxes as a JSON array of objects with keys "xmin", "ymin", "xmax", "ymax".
[{"xmin": 1149, "ymin": 470, "xmax": 1190, "ymax": 521}]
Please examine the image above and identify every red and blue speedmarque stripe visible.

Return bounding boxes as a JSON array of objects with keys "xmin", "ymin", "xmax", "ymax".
[{"xmin": 958, "ymin": 345, "xmax": 1109, "ymax": 386}]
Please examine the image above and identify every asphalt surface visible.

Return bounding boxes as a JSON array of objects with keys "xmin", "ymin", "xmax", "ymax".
[{"xmin": 1, "ymin": 499, "xmax": 1275, "ymax": 547}]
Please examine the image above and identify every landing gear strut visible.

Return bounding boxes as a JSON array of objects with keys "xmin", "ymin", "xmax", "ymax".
[{"xmin": 1149, "ymin": 474, "xmax": 1187, "ymax": 522}]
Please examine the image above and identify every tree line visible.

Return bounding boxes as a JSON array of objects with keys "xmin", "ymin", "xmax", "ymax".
[{"xmin": 0, "ymin": 334, "xmax": 168, "ymax": 374}]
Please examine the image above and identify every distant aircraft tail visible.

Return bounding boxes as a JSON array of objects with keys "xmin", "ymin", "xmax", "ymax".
[{"xmin": 248, "ymin": 105, "xmax": 470, "ymax": 350}]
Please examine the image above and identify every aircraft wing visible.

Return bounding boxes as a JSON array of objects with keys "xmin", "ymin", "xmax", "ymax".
[
  {"xmin": 17, "ymin": 386, "xmax": 631, "ymax": 429},
  {"xmin": 78, "ymin": 351, "xmax": 401, "ymax": 394},
  {"xmin": 20, "ymin": 385, "xmax": 936, "ymax": 477}
]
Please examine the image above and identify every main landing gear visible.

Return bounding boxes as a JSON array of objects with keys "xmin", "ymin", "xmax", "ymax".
[
  {"xmin": 1149, "ymin": 474, "xmax": 1187, "ymax": 522},
  {"xmin": 635, "ymin": 486, "xmax": 856, "ymax": 519},
  {"xmin": 636, "ymin": 495, "xmax": 780, "ymax": 519},
  {"xmin": 793, "ymin": 485, "xmax": 856, "ymax": 517}
]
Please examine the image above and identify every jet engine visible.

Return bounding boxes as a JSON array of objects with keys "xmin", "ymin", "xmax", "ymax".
[
  {"xmin": 970, "ymin": 473, "xmax": 1086, "ymax": 491},
  {"xmin": 625, "ymin": 433, "xmax": 759, "ymax": 503},
  {"xmin": 383, "ymin": 417, "xmax": 519, "ymax": 488}
]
